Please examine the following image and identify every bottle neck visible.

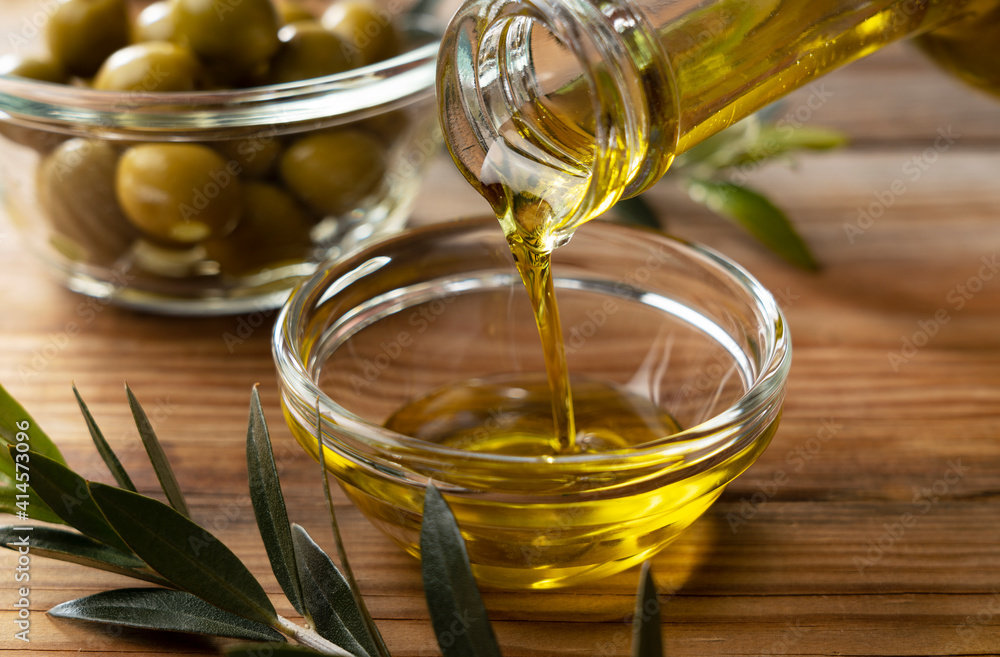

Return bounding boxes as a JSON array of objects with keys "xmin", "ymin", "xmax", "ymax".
[
  {"xmin": 437, "ymin": 0, "xmax": 998, "ymax": 244},
  {"xmin": 437, "ymin": 0, "xmax": 677, "ymax": 248}
]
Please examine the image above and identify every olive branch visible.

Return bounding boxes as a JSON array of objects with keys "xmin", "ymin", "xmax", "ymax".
[
  {"xmin": 0, "ymin": 382, "xmax": 664, "ymax": 656},
  {"xmin": 613, "ymin": 112, "xmax": 848, "ymax": 271}
]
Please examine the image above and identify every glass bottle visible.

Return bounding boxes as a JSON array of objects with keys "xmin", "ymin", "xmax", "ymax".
[{"xmin": 437, "ymin": 0, "xmax": 1000, "ymax": 249}]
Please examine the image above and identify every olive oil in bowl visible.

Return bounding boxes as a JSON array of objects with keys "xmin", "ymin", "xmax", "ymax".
[{"xmin": 276, "ymin": 219, "xmax": 788, "ymax": 588}]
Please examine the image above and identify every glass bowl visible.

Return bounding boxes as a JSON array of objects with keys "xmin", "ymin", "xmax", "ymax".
[
  {"xmin": 273, "ymin": 217, "xmax": 790, "ymax": 589},
  {"xmin": 0, "ymin": 3, "xmax": 439, "ymax": 315}
]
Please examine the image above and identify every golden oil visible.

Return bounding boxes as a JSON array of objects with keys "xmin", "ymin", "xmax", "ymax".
[
  {"xmin": 418, "ymin": 0, "xmax": 1000, "ymax": 450},
  {"xmin": 289, "ymin": 0, "xmax": 1000, "ymax": 588},
  {"xmin": 425, "ymin": 0, "xmax": 1000, "ymax": 462},
  {"xmin": 290, "ymin": 387, "xmax": 780, "ymax": 587},
  {"xmin": 505, "ymin": 237, "xmax": 577, "ymax": 453},
  {"xmin": 439, "ymin": 0, "xmax": 1000, "ymax": 233},
  {"xmin": 385, "ymin": 374, "xmax": 681, "ymax": 456},
  {"xmin": 283, "ymin": 214, "xmax": 787, "ymax": 588}
]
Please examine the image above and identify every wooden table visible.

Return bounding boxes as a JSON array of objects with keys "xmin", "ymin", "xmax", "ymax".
[{"xmin": 3, "ymin": 6, "xmax": 1000, "ymax": 656}]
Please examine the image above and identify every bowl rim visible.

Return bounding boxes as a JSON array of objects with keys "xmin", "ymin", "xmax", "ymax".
[
  {"xmin": 273, "ymin": 216, "xmax": 791, "ymax": 466},
  {"xmin": 0, "ymin": 39, "xmax": 440, "ymax": 136}
]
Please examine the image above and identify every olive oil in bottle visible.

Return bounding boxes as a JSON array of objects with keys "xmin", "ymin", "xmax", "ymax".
[{"xmin": 439, "ymin": 0, "xmax": 1000, "ymax": 236}]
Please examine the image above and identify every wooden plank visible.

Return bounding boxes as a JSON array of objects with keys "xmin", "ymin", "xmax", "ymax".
[{"xmin": 1, "ymin": 4, "xmax": 1000, "ymax": 656}]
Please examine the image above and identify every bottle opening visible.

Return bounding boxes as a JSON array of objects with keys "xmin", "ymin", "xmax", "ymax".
[
  {"xmin": 437, "ymin": 0, "xmax": 677, "ymax": 242},
  {"xmin": 488, "ymin": 17, "xmax": 592, "ymax": 148}
]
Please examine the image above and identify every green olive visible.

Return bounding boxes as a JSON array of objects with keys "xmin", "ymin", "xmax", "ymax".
[
  {"xmin": 276, "ymin": 0, "xmax": 316, "ymax": 24},
  {"xmin": 38, "ymin": 139, "xmax": 140, "ymax": 266},
  {"xmin": 116, "ymin": 143, "xmax": 243, "ymax": 245},
  {"xmin": 133, "ymin": 1, "xmax": 178, "ymax": 43},
  {"xmin": 213, "ymin": 133, "xmax": 283, "ymax": 179},
  {"xmin": 268, "ymin": 22, "xmax": 351, "ymax": 84},
  {"xmin": 204, "ymin": 182, "xmax": 312, "ymax": 275},
  {"xmin": 0, "ymin": 54, "xmax": 67, "ymax": 84},
  {"xmin": 173, "ymin": 0, "xmax": 280, "ymax": 80},
  {"xmin": 280, "ymin": 129, "xmax": 386, "ymax": 216},
  {"xmin": 321, "ymin": 0, "xmax": 402, "ymax": 67},
  {"xmin": 47, "ymin": 0, "xmax": 130, "ymax": 77},
  {"xmin": 94, "ymin": 42, "xmax": 204, "ymax": 92}
]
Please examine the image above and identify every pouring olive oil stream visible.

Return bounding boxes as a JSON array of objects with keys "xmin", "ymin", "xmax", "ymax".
[
  {"xmin": 387, "ymin": 0, "xmax": 1000, "ymax": 456},
  {"xmin": 384, "ymin": 121, "xmax": 656, "ymax": 456}
]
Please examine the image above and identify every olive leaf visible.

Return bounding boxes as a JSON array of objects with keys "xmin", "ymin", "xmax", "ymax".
[
  {"xmin": 291, "ymin": 523, "xmax": 377, "ymax": 657},
  {"xmin": 247, "ymin": 385, "xmax": 305, "ymax": 616},
  {"xmin": 226, "ymin": 645, "xmax": 330, "ymax": 657},
  {"xmin": 632, "ymin": 561, "xmax": 663, "ymax": 657},
  {"xmin": 49, "ymin": 588, "xmax": 285, "ymax": 642},
  {"xmin": 88, "ymin": 482, "xmax": 277, "ymax": 627},
  {"xmin": 0, "ymin": 382, "xmax": 65, "ymax": 523},
  {"xmin": 0, "ymin": 478, "xmax": 62, "ymax": 524},
  {"xmin": 0, "ymin": 525, "xmax": 166, "ymax": 586},
  {"xmin": 644, "ymin": 115, "xmax": 847, "ymax": 269},
  {"xmin": 0, "ymin": 383, "xmax": 65, "ymax": 463},
  {"xmin": 72, "ymin": 384, "xmax": 137, "ymax": 492},
  {"xmin": 2, "ymin": 384, "xmax": 685, "ymax": 657},
  {"xmin": 729, "ymin": 125, "xmax": 847, "ymax": 168},
  {"xmin": 18, "ymin": 448, "xmax": 132, "ymax": 552},
  {"xmin": 613, "ymin": 196, "xmax": 662, "ymax": 230},
  {"xmin": 686, "ymin": 179, "xmax": 819, "ymax": 270},
  {"xmin": 126, "ymin": 383, "xmax": 190, "ymax": 518},
  {"xmin": 672, "ymin": 115, "xmax": 762, "ymax": 171},
  {"xmin": 420, "ymin": 484, "xmax": 502, "ymax": 657},
  {"xmin": 316, "ymin": 404, "xmax": 389, "ymax": 657}
]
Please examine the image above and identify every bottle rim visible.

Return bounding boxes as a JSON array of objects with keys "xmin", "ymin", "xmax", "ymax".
[{"xmin": 436, "ymin": 0, "xmax": 680, "ymax": 233}]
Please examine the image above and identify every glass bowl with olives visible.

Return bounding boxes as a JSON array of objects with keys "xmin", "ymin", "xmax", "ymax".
[{"xmin": 0, "ymin": 0, "xmax": 441, "ymax": 314}]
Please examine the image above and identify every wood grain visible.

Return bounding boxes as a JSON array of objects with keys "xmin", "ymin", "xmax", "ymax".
[{"xmin": 2, "ymin": 0, "xmax": 1000, "ymax": 653}]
